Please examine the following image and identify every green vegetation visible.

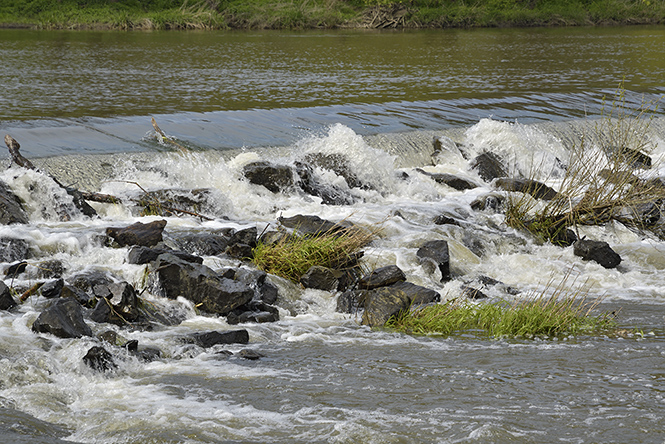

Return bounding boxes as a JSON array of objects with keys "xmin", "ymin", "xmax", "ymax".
[
  {"xmin": 386, "ymin": 281, "xmax": 617, "ymax": 338},
  {"xmin": 0, "ymin": 0, "xmax": 663, "ymax": 30},
  {"xmin": 505, "ymin": 84, "xmax": 665, "ymax": 245},
  {"xmin": 252, "ymin": 226, "xmax": 373, "ymax": 283}
]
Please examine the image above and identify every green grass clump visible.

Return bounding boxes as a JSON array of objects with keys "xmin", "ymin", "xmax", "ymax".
[
  {"xmin": 386, "ymin": 283, "xmax": 617, "ymax": 338},
  {"xmin": 252, "ymin": 226, "xmax": 373, "ymax": 283}
]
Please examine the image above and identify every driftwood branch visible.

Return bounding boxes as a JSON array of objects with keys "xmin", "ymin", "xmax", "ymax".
[
  {"xmin": 151, "ymin": 117, "xmax": 189, "ymax": 154},
  {"xmin": 5, "ymin": 134, "xmax": 36, "ymax": 170}
]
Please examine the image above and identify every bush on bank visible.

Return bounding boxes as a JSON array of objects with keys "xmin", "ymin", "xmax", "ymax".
[{"xmin": 0, "ymin": 0, "xmax": 663, "ymax": 30}]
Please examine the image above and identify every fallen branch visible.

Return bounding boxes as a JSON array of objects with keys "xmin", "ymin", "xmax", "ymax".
[{"xmin": 151, "ymin": 117, "xmax": 189, "ymax": 154}]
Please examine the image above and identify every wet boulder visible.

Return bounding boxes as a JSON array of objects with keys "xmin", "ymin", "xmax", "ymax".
[
  {"xmin": 358, "ymin": 265, "xmax": 406, "ymax": 290},
  {"xmin": 471, "ymin": 152, "xmax": 508, "ymax": 182},
  {"xmin": 243, "ymin": 161, "xmax": 294, "ymax": 193},
  {"xmin": 415, "ymin": 169, "xmax": 479, "ymax": 191},
  {"xmin": 4, "ymin": 261, "xmax": 27, "ymax": 278},
  {"xmin": 225, "ymin": 226, "xmax": 258, "ymax": 260},
  {"xmin": 83, "ymin": 346, "xmax": 116, "ymax": 372},
  {"xmin": 135, "ymin": 188, "xmax": 222, "ymax": 218},
  {"xmin": 433, "ymin": 214, "xmax": 460, "ymax": 226},
  {"xmin": 171, "ymin": 229, "xmax": 234, "ymax": 257},
  {"xmin": 361, "ymin": 286, "xmax": 410, "ymax": 327},
  {"xmin": 149, "ymin": 253, "xmax": 254, "ymax": 315},
  {"xmin": 303, "ymin": 153, "xmax": 365, "ymax": 189},
  {"xmin": 470, "ymin": 193, "xmax": 504, "ymax": 212},
  {"xmin": 40, "ymin": 278, "xmax": 64, "ymax": 299},
  {"xmin": 0, "ymin": 237, "xmax": 30, "ymax": 262},
  {"xmin": 295, "ymin": 161, "xmax": 354, "ymax": 206},
  {"xmin": 106, "ymin": 219, "xmax": 167, "ymax": 247},
  {"xmin": 608, "ymin": 145, "xmax": 651, "ymax": 169},
  {"xmin": 185, "ymin": 329, "xmax": 250, "ymax": 348},
  {"xmin": 461, "ymin": 285, "xmax": 488, "ymax": 300},
  {"xmin": 417, "ymin": 240, "xmax": 451, "ymax": 282},
  {"xmin": 0, "ymin": 180, "xmax": 29, "ymax": 225},
  {"xmin": 61, "ymin": 284, "xmax": 95, "ymax": 307},
  {"xmin": 0, "ymin": 281, "xmax": 17, "ymax": 310},
  {"xmin": 494, "ymin": 178, "xmax": 558, "ymax": 201},
  {"xmin": 226, "ymin": 301, "xmax": 280, "ymax": 325},
  {"xmin": 32, "ymin": 298, "xmax": 93, "ymax": 338},
  {"xmin": 300, "ymin": 266, "xmax": 342, "ymax": 291},
  {"xmin": 90, "ymin": 282, "xmax": 140, "ymax": 325},
  {"xmin": 65, "ymin": 187, "xmax": 97, "ymax": 218},
  {"xmin": 573, "ymin": 239, "xmax": 622, "ymax": 269},
  {"xmin": 336, "ymin": 289, "xmax": 368, "ymax": 314},
  {"xmin": 390, "ymin": 281, "xmax": 440, "ymax": 305},
  {"xmin": 277, "ymin": 214, "xmax": 352, "ymax": 236},
  {"xmin": 127, "ymin": 245, "xmax": 203, "ymax": 265},
  {"xmin": 35, "ymin": 259, "xmax": 65, "ymax": 279}
]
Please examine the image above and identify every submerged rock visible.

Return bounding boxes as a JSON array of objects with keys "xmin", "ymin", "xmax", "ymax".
[
  {"xmin": 294, "ymin": 161, "xmax": 354, "ymax": 206},
  {"xmin": 471, "ymin": 152, "xmax": 508, "ymax": 182},
  {"xmin": 0, "ymin": 237, "xmax": 30, "ymax": 262},
  {"xmin": 243, "ymin": 161, "xmax": 294, "ymax": 193},
  {"xmin": 415, "ymin": 169, "xmax": 479, "ymax": 191},
  {"xmin": 573, "ymin": 239, "xmax": 622, "ymax": 269},
  {"xmin": 83, "ymin": 346, "xmax": 116, "ymax": 372},
  {"xmin": 185, "ymin": 329, "xmax": 250, "ymax": 348},
  {"xmin": 0, "ymin": 180, "xmax": 29, "ymax": 225},
  {"xmin": 32, "ymin": 298, "xmax": 93, "ymax": 338}
]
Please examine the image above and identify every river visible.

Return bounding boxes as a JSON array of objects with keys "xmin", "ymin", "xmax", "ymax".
[{"xmin": 0, "ymin": 26, "xmax": 664, "ymax": 444}]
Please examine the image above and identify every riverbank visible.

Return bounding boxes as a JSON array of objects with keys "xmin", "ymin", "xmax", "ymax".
[{"xmin": 1, "ymin": 0, "xmax": 663, "ymax": 30}]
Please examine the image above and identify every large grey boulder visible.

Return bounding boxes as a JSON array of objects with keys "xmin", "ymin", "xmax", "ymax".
[
  {"xmin": 106, "ymin": 219, "xmax": 167, "ymax": 247},
  {"xmin": 32, "ymin": 298, "xmax": 93, "ymax": 338},
  {"xmin": 573, "ymin": 239, "xmax": 621, "ymax": 269},
  {"xmin": 417, "ymin": 240, "xmax": 451, "ymax": 282},
  {"xmin": 358, "ymin": 265, "xmax": 406, "ymax": 290}
]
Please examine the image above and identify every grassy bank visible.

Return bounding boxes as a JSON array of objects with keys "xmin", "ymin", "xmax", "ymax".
[{"xmin": 0, "ymin": 0, "xmax": 663, "ymax": 30}]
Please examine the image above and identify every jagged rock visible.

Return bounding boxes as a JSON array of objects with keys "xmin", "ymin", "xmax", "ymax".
[
  {"xmin": 226, "ymin": 302, "xmax": 280, "ymax": 325},
  {"xmin": 361, "ymin": 286, "xmax": 410, "ymax": 327},
  {"xmin": 4, "ymin": 261, "xmax": 27, "ymax": 277},
  {"xmin": 243, "ymin": 161, "xmax": 294, "ymax": 193},
  {"xmin": 83, "ymin": 346, "xmax": 116, "ymax": 372},
  {"xmin": 415, "ymin": 169, "xmax": 479, "ymax": 191},
  {"xmin": 238, "ymin": 349, "xmax": 264, "ymax": 360},
  {"xmin": 494, "ymin": 178, "xmax": 558, "ymax": 201},
  {"xmin": 90, "ymin": 282, "xmax": 140, "ymax": 325},
  {"xmin": 390, "ymin": 281, "xmax": 440, "ymax": 305},
  {"xmin": 608, "ymin": 145, "xmax": 651, "ymax": 169},
  {"xmin": 0, "ymin": 281, "xmax": 17, "ymax": 310},
  {"xmin": 0, "ymin": 237, "xmax": 30, "ymax": 262},
  {"xmin": 0, "ymin": 180, "xmax": 29, "ymax": 225},
  {"xmin": 461, "ymin": 285, "xmax": 488, "ymax": 300},
  {"xmin": 149, "ymin": 253, "xmax": 254, "ymax": 315},
  {"xmin": 433, "ymin": 214, "xmax": 460, "ymax": 226},
  {"xmin": 186, "ymin": 329, "xmax": 250, "ymax": 348},
  {"xmin": 336, "ymin": 289, "xmax": 368, "ymax": 314},
  {"xmin": 127, "ymin": 245, "xmax": 203, "ymax": 265},
  {"xmin": 172, "ymin": 230, "xmax": 234, "ymax": 256},
  {"xmin": 358, "ymin": 265, "xmax": 406, "ymax": 290},
  {"xmin": 573, "ymin": 239, "xmax": 622, "ymax": 269},
  {"xmin": 277, "ymin": 214, "xmax": 351, "ymax": 236},
  {"xmin": 40, "ymin": 278, "xmax": 64, "ymax": 299},
  {"xmin": 471, "ymin": 152, "xmax": 508, "ymax": 182},
  {"xmin": 294, "ymin": 161, "xmax": 354, "ymax": 205},
  {"xmin": 61, "ymin": 284, "xmax": 94, "ymax": 307},
  {"xmin": 135, "ymin": 188, "xmax": 221, "ymax": 218},
  {"xmin": 106, "ymin": 219, "xmax": 167, "ymax": 247},
  {"xmin": 300, "ymin": 266, "xmax": 341, "ymax": 291},
  {"xmin": 225, "ymin": 226, "xmax": 257, "ymax": 260},
  {"xmin": 65, "ymin": 187, "xmax": 97, "ymax": 218},
  {"xmin": 417, "ymin": 240, "xmax": 451, "ymax": 282},
  {"xmin": 303, "ymin": 153, "xmax": 365, "ymax": 189},
  {"xmin": 470, "ymin": 193, "xmax": 504, "ymax": 211},
  {"xmin": 31, "ymin": 298, "xmax": 93, "ymax": 338},
  {"xmin": 259, "ymin": 280, "xmax": 279, "ymax": 305},
  {"xmin": 35, "ymin": 260, "xmax": 65, "ymax": 279}
]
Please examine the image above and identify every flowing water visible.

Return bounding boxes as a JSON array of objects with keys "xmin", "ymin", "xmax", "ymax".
[{"xmin": 1, "ymin": 26, "xmax": 665, "ymax": 444}]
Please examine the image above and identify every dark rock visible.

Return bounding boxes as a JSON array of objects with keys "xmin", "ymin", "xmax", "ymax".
[
  {"xmin": 359, "ymin": 265, "xmax": 406, "ymax": 290},
  {"xmin": 300, "ymin": 266, "xmax": 341, "ymax": 291},
  {"xmin": 61, "ymin": 284, "xmax": 94, "ymax": 307},
  {"xmin": 0, "ymin": 180, "xmax": 29, "ymax": 225},
  {"xmin": 31, "ymin": 298, "xmax": 93, "ymax": 338},
  {"xmin": 186, "ymin": 329, "xmax": 250, "ymax": 348},
  {"xmin": 0, "ymin": 281, "xmax": 17, "ymax": 310},
  {"xmin": 132, "ymin": 347, "xmax": 162, "ymax": 363},
  {"xmin": 172, "ymin": 230, "xmax": 233, "ymax": 256},
  {"xmin": 336, "ymin": 290, "xmax": 368, "ymax": 314},
  {"xmin": 361, "ymin": 287, "xmax": 410, "ymax": 327},
  {"xmin": 0, "ymin": 237, "xmax": 30, "ymax": 262},
  {"xmin": 243, "ymin": 161, "xmax": 294, "ymax": 193},
  {"xmin": 68, "ymin": 270, "xmax": 116, "ymax": 293},
  {"xmin": 470, "ymin": 194, "xmax": 504, "ymax": 211},
  {"xmin": 615, "ymin": 200, "xmax": 662, "ymax": 227},
  {"xmin": 4, "ymin": 261, "xmax": 27, "ymax": 277},
  {"xmin": 65, "ymin": 187, "xmax": 97, "ymax": 218},
  {"xmin": 573, "ymin": 239, "xmax": 622, "ymax": 269},
  {"xmin": 494, "ymin": 178, "xmax": 558, "ymax": 201},
  {"xmin": 35, "ymin": 260, "xmax": 65, "ymax": 279},
  {"xmin": 229, "ymin": 226, "xmax": 258, "ymax": 248},
  {"xmin": 150, "ymin": 254, "xmax": 254, "ymax": 315},
  {"xmin": 40, "ymin": 278, "xmax": 64, "ymax": 299},
  {"xmin": 90, "ymin": 282, "xmax": 140, "ymax": 325},
  {"xmin": 415, "ymin": 169, "xmax": 479, "ymax": 191},
  {"xmin": 417, "ymin": 240, "xmax": 451, "ymax": 282},
  {"xmin": 294, "ymin": 161, "xmax": 354, "ymax": 206},
  {"xmin": 303, "ymin": 153, "xmax": 365, "ymax": 189},
  {"xmin": 461, "ymin": 285, "xmax": 488, "ymax": 300},
  {"xmin": 258, "ymin": 280, "xmax": 279, "ymax": 305},
  {"xmin": 390, "ymin": 281, "xmax": 440, "ymax": 305},
  {"xmin": 106, "ymin": 219, "xmax": 167, "ymax": 247},
  {"xmin": 98, "ymin": 330, "xmax": 124, "ymax": 346},
  {"xmin": 135, "ymin": 188, "xmax": 221, "ymax": 218},
  {"xmin": 127, "ymin": 246, "xmax": 203, "ymax": 265},
  {"xmin": 225, "ymin": 243, "xmax": 254, "ymax": 260},
  {"xmin": 227, "ymin": 305, "xmax": 280, "ymax": 325},
  {"xmin": 608, "ymin": 145, "xmax": 651, "ymax": 169},
  {"xmin": 471, "ymin": 152, "xmax": 508, "ymax": 182},
  {"xmin": 433, "ymin": 214, "xmax": 460, "ymax": 226},
  {"xmin": 277, "ymin": 214, "xmax": 352, "ymax": 236},
  {"xmin": 83, "ymin": 346, "xmax": 116, "ymax": 372},
  {"xmin": 237, "ymin": 349, "xmax": 264, "ymax": 360}
]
